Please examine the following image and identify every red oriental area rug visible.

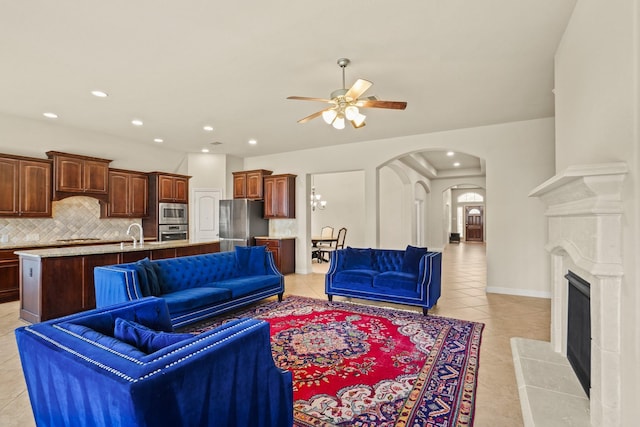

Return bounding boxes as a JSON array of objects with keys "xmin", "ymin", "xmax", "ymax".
[{"xmin": 187, "ymin": 296, "xmax": 484, "ymax": 426}]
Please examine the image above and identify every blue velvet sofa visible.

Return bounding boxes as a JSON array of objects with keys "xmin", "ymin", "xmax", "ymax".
[
  {"xmin": 15, "ymin": 297, "xmax": 293, "ymax": 427},
  {"xmin": 94, "ymin": 246, "xmax": 284, "ymax": 328},
  {"xmin": 325, "ymin": 246, "xmax": 442, "ymax": 315}
]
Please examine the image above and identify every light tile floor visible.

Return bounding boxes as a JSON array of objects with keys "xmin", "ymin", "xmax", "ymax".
[{"xmin": 0, "ymin": 242, "xmax": 550, "ymax": 427}]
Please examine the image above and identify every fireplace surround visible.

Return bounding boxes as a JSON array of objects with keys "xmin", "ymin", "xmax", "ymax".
[
  {"xmin": 530, "ymin": 162, "xmax": 627, "ymax": 427},
  {"xmin": 565, "ymin": 270, "xmax": 591, "ymax": 397}
]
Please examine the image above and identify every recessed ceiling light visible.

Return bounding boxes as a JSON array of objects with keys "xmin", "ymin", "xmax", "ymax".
[
  {"xmin": 43, "ymin": 112, "xmax": 58, "ymax": 119},
  {"xmin": 446, "ymin": 151, "xmax": 455, "ymax": 157},
  {"xmin": 201, "ymin": 148, "xmax": 210, "ymax": 153},
  {"xmin": 248, "ymin": 139, "xmax": 257, "ymax": 145},
  {"xmin": 154, "ymin": 138, "xmax": 164, "ymax": 143},
  {"xmin": 203, "ymin": 125, "xmax": 214, "ymax": 132},
  {"xmin": 453, "ymin": 162, "xmax": 461, "ymax": 167},
  {"xmin": 131, "ymin": 119, "xmax": 143, "ymax": 126},
  {"xmin": 91, "ymin": 90, "xmax": 108, "ymax": 98}
]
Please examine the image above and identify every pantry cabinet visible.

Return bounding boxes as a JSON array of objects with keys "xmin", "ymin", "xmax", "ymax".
[{"xmin": 157, "ymin": 173, "xmax": 189, "ymax": 203}]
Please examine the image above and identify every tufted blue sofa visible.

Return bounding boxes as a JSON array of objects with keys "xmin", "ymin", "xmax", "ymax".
[
  {"xmin": 94, "ymin": 246, "xmax": 284, "ymax": 328},
  {"xmin": 15, "ymin": 297, "xmax": 293, "ymax": 427},
  {"xmin": 325, "ymin": 246, "xmax": 442, "ymax": 315}
]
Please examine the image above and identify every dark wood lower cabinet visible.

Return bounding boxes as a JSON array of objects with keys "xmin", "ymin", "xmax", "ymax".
[
  {"xmin": 0, "ymin": 250, "xmax": 19, "ymax": 303},
  {"xmin": 255, "ymin": 238, "xmax": 295, "ymax": 275},
  {"xmin": 19, "ymin": 241, "xmax": 220, "ymax": 323}
]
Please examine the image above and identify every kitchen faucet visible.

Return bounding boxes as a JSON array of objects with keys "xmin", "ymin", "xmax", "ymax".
[{"xmin": 126, "ymin": 223, "xmax": 144, "ymax": 248}]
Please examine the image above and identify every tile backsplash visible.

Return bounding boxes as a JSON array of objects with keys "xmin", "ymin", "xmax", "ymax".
[{"xmin": 0, "ymin": 196, "xmax": 140, "ymax": 246}]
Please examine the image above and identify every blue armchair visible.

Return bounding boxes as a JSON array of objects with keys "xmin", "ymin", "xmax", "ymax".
[{"xmin": 15, "ymin": 297, "xmax": 293, "ymax": 427}]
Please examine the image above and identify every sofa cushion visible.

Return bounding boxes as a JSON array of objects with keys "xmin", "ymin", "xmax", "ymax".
[
  {"xmin": 134, "ymin": 258, "xmax": 161, "ymax": 296},
  {"xmin": 114, "ymin": 318, "xmax": 194, "ymax": 354},
  {"xmin": 344, "ymin": 247, "xmax": 373, "ymax": 270},
  {"xmin": 334, "ymin": 269, "xmax": 378, "ymax": 286},
  {"xmin": 215, "ymin": 276, "xmax": 281, "ymax": 298},
  {"xmin": 401, "ymin": 245, "xmax": 427, "ymax": 275},
  {"xmin": 162, "ymin": 287, "xmax": 232, "ymax": 314},
  {"xmin": 60, "ymin": 322, "xmax": 148, "ymax": 359},
  {"xmin": 373, "ymin": 271, "xmax": 418, "ymax": 295},
  {"xmin": 235, "ymin": 246, "xmax": 267, "ymax": 275}
]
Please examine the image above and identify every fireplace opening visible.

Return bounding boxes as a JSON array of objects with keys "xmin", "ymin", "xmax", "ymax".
[{"xmin": 565, "ymin": 270, "xmax": 591, "ymax": 397}]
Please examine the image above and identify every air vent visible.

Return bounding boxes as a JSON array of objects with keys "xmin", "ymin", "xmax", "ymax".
[{"xmin": 210, "ymin": 141, "xmax": 223, "ymax": 146}]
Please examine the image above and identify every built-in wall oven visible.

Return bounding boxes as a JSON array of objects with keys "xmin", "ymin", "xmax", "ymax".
[
  {"xmin": 159, "ymin": 203, "xmax": 188, "ymax": 225},
  {"xmin": 159, "ymin": 224, "xmax": 188, "ymax": 242}
]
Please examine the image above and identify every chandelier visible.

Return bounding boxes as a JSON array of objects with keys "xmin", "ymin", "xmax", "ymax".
[{"xmin": 310, "ymin": 187, "xmax": 327, "ymax": 211}]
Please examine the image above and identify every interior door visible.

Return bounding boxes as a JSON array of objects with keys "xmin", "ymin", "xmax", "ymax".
[
  {"xmin": 193, "ymin": 189, "xmax": 222, "ymax": 243},
  {"xmin": 465, "ymin": 206, "xmax": 484, "ymax": 242}
]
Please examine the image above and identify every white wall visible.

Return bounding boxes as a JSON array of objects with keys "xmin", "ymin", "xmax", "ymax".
[
  {"xmin": 554, "ymin": 0, "xmax": 639, "ymax": 423},
  {"xmin": 243, "ymin": 118, "xmax": 555, "ymax": 296},
  {"xmin": 0, "ymin": 113, "xmax": 188, "ymax": 173},
  {"xmin": 310, "ymin": 171, "xmax": 365, "ymax": 248}
]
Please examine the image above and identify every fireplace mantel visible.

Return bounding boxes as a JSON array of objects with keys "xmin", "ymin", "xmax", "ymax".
[{"xmin": 529, "ymin": 162, "xmax": 627, "ymax": 427}]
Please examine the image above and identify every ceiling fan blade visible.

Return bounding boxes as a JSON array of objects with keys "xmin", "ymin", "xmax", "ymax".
[
  {"xmin": 357, "ymin": 99, "xmax": 407, "ymax": 110},
  {"xmin": 345, "ymin": 79, "xmax": 373, "ymax": 100},
  {"xmin": 297, "ymin": 109, "xmax": 328, "ymax": 124},
  {"xmin": 350, "ymin": 120, "xmax": 366, "ymax": 129},
  {"xmin": 287, "ymin": 96, "xmax": 333, "ymax": 103}
]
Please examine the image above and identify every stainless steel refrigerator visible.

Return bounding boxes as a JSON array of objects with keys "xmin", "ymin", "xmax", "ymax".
[{"xmin": 219, "ymin": 199, "xmax": 269, "ymax": 252}]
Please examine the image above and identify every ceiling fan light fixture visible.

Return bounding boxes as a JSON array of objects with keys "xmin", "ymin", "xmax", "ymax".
[
  {"xmin": 332, "ymin": 115, "xmax": 345, "ymax": 130},
  {"xmin": 345, "ymin": 105, "xmax": 359, "ymax": 121},
  {"xmin": 352, "ymin": 113, "xmax": 366, "ymax": 128},
  {"xmin": 322, "ymin": 109, "xmax": 337, "ymax": 124}
]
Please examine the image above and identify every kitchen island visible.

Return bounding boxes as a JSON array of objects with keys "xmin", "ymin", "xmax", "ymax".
[{"xmin": 16, "ymin": 239, "xmax": 220, "ymax": 323}]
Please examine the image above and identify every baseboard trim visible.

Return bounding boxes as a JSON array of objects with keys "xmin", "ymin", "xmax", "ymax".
[{"xmin": 486, "ymin": 286, "xmax": 551, "ymax": 299}]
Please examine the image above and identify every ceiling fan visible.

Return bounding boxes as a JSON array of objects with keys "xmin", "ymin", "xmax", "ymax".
[{"xmin": 287, "ymin": 58, "xmax": 407, "ymax": 129}]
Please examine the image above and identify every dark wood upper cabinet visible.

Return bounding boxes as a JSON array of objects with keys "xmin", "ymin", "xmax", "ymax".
[
  {"xmin": 47, "ymin": 151, "xmax": 111, "ymax": 201},
  {"xmin": 100, "ymin": 169, "xmax": 148, "ymax": 218},
  {"xmin": 0, "ymin": 154, "xmax": 51, "ymax": 217},
  {"xmin": 264, "ymin": 174, "xmax": 296, "ymax": 219},
  {"xmin": 232, "ymin": 169, "xmax": 272, "ymax": 199},
  {"xmin": 157, "ymin": 174, "xmax": 189, "ymax": 203}
]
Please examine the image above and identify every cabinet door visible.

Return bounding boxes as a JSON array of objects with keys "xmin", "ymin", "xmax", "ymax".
[
  {"xmin": 20, "ymin": 160, "xmax": 51, "ymax": 217},
  {"xmin": 0, "ymin": 158, "xmax": 19, "ymax": 215},
  {"xmin": 56, "ymin": 156, "xmax": 84, "ymax": 192},
  {"xmin": 0, "ymin": 251, "xmax": 19, "ymax": 303},
  {"xmin": 158, "ymin": 175, "xmax": 175, "ymax": 202},
  {"xmin": 233, "ymin": 173, "xmax": 246, "ymax": 199},
  {"xmin": 107, "ymin": 171, "xmax": 130, "ymax": 217},
  {"xmin": 263, "ymin": 178, "xmax": 275, "ymax": 218},
  {"xmin": 83, "ymin": 160, "xmax": 109, "ymax": 194},
  {"xmin": 130, "ymin": 173, "xmax": 149, "ymax": 217},
  {"xmin": 173, "ymin": 177, "xmax": 188, "ymax": 203},
  {"xmin": 246, "ymin": 171, "xmax": 264, "ymax": 199}
]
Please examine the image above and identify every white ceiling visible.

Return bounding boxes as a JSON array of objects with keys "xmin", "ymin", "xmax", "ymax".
[{"xmin": 0, "ymin": 0, "xmax": 576, "ymax": 175}]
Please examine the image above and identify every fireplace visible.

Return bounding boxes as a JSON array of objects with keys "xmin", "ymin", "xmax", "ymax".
[
  {"xmin": 530, "ymin": 162, "xmax": 627, "ymax": 427},
  {"xmin": 565, "ymin": 270, "xmax": 590, "ymax": 397}
]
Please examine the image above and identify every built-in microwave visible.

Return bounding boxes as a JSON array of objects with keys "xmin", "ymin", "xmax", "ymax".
[{"xmin": 158, "ymin": 202, "xmax": 188, "ymax": 225}]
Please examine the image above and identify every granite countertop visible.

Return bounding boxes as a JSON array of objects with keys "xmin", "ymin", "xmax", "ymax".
[{"xmin": 14, "ymin": 239, "xmax": 219, "ymax": 258}]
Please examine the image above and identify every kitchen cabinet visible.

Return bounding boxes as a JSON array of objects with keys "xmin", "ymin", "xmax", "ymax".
[
  {"xmin": 255, "ymin": 237, "xmax": 295, "ymax": 274},
  {"xmin": 157, "ymin": 173, "xmax": 189, "ymax": 203},
  {"xmin": 17, "ymin": 240, "xmax": 220, "ymax": 323},
  {"xmin": 101, "ymin": 169, "xmax": 149, "ymax": 218},
  {"xmin": 0, "ymin": 154, "xmax": 52, "ymax": 217},
  {"xmin": 0, "ymin": 249, "xmax": 19, "ymax": 303},
  {"xmin": 47, "ymin": 151, "xmax": 111, "ymax": 201},
  {"xmin": 263, "ymin": 174, "xmax": 296, "ymax": 219},
  {"xmin": 232, "ymin": 169, "xmax": 272, "ymax": 199}
]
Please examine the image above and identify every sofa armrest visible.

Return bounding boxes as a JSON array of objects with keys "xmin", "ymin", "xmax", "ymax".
[
  {"xmin": 94, "ymin": 266, "xmax": 143, "ymax": 308},
  {"xmin": 418, "ymin": 252, "xmax": 442, "ymax": 307}
]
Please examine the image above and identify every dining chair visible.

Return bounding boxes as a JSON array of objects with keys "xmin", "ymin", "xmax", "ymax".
[
  {"xmin": 312, "ymin": 226, "xmax": 334, "ymax": 262},
  {"xmin": 320, "ymin": 227, "xmax": 346, "ymax": 262}
]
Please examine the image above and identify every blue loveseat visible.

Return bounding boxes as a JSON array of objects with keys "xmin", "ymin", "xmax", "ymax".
[
  {"xmin": 15, "ymin": 297, "xmax": 293, "ymax": 427},
  {"xmin": 94, "ymin": 246, "xmax": 284, "ymax": 328},
  {"xmin": 325, "ymin": 246, "xmax": 442, "ymax": 314}
]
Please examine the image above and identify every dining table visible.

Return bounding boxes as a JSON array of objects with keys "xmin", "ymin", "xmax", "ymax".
[{"xmin": 311, "ymin": 236, "xmax": 338, "ymax": 262}]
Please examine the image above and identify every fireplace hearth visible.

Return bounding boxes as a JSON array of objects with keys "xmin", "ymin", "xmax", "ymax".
[{"xmin": 565, "ymin": 270, "xmax": 591, "ymax": 397}]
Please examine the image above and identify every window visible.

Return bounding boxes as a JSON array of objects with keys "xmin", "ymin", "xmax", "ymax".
[
  {"xmin": 457, "ymin": 192, "xmax": 484, "ymax": 203},
  {"xmin": 468, "ymin": 208, "xmax": 481, "ymax": 215}
]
